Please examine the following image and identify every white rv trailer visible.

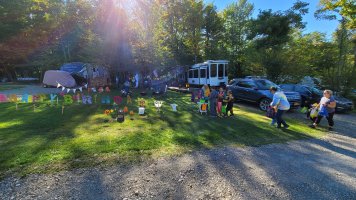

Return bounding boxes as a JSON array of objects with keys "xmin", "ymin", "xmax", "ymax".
[{"xmin": 187, "ymin": 60, "xmax": 229, "ymax": 87}]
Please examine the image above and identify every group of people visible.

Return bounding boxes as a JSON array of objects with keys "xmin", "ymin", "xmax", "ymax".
[
  {"xmin": 269, "ymin": 87, "xmax": 336, "ymax": 130},
  {"xmin": 195, "ymin": 84, "xmax": 235, "ymax": 117}
]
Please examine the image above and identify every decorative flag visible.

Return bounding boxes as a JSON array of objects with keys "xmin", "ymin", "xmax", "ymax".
[
  {"xmin": 73, "ymin": 89, "xmax": 77, "ymax": 93},
  {"xmin": 67, "ymin": 88, "xmax": 71, "ymax": 93},
  {"xmin": 92, "ymin": 88, "xmax": 97, "ymax": 93},
  {"xmin": 84, "ymin": 84, "xmax": 88, "ymax": 88},
  {"xmin": 79, "ymin": 87, "xmax": 83, "ymax": 92},
  {"xmin": 62, "ymin": 87, "xmax": 66, "ymax": 91},
  {"xmin": 57, "ymin": 82, "xmax": 62, "ymax": 88}
]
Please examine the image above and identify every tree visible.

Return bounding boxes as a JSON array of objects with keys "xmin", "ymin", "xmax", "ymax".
[
  {"xmin": 317, "ymin": 0, "xmax": 356, "ymax": 29},
  {"xmin": 248, "ymin": 1, "xmax": 309, "ymax": 82},
  {"xmin": 202, "ymin": 3, "xmax": 223, "ymax": 60},
  {"xmin": 222, "ymin": 0, "xmax": 254, "ymax": 78}
]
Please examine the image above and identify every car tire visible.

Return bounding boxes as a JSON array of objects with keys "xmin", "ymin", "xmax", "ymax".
[{"xmin": 259, "ymin": 98, "xmax": 271, "ymax": 111}]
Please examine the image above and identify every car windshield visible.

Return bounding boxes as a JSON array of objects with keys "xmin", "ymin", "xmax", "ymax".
[
  {"xmin": 255, "ymin": 80, "xmax": 278, "ymax": 90},
  {"xmin": 308, "ymin": 87, "xmax": 323, "ymax": 95},
  {"xmin": 228, "ymin": 80, "xmax": 236, "ymax": 85}
]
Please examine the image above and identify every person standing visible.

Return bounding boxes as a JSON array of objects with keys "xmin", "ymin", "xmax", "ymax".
[
  {"xmin": 310, "ymin": 90, "xmax": 336, "ymax": 130},
  {"xmin": 225, "ymin": 90, "xmax": 234, "ymax": 117},
  {"xmin": 270, "ymin": 86, "xmax": 290, "ymax": 129},
  {"xmin": 209, "ymin": 87, "xmax": 218, "ymax": 117}
]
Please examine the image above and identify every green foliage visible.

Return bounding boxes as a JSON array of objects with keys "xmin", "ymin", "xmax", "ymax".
[
  {"xmin": 248, "ymin": 2, "xmax": 309, "ymax": 81},
  {"xmin": 0, "ymin": 0, "xmax": 354, "ymax": 93},
  {"xmin": 222, "ymin": 0, "xmax": 254, "ymax": 78},
  {"xmin": 317, "ymin": 0, "xmax": 356, "ymax": 29}
]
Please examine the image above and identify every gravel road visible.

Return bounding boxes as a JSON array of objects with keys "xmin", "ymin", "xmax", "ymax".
[{"xmin": 1, "ymin": 87, "xmax": 355, "ymax": 200}]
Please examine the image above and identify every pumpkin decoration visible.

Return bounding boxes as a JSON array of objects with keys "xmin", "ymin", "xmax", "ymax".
[
  {"xmin": 104, "ymin": 109, "xmax": 111, "ymax": 115},
  {"xmin": 123, "ymin": 106, "xmax": 129, "ymax": 113},
  {"xmin": 138, "ymin": 98, "xmax": 145, "ymax": 107},
  {"xmin": 129, "ymin": 111, "xmax": 134, "ymax": 120}
]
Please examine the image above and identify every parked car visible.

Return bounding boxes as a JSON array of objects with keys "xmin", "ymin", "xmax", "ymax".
[
  {"xmin": 227, "ymin": 78, "xmax": 301, "ymax": 111},
  {"xmin": 279, "ymin": 84, "xmax": 321, "ymax": 107},
  {"xmin": 280, "ymin": 84, "xmax": 354, "ymax": 112}
]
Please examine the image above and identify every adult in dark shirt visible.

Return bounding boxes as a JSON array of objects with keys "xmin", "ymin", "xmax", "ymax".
[{"xmin": 209, "ymin": 87, "xmax": 218, "ymax": 117}]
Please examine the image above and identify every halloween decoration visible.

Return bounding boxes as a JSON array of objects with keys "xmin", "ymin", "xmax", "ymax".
[
  {"xmin": 129, "ymin": 111, "xmax": 134, "ymax": 120},
  {"xmin": 154, "ymin": 101, "xmax": 163, "ymax": 112},
  {"xmin": 138, "ymin": 107, "xmax": 145, "ymax": 115},
  {"xmin": 117, "ymin": 109, "xmax": 125, "ymax": 122},
  {"xmin": 138, "ymin": 98, "xmax": 146, "ymax": 107},
  {"xmin": 127, "ymin": 95, "xmax": 132, "ymax": 104},
  {"xmin": 123, "ymin": 106, "xmax": 129, "ymax": 113},
  {"xmin": 170, "ymin": 104, "xmax": 178, "ymax": 112},
  {"xmin": 199, "ymin": 102, "xmax": 208, "ymax": 115}
]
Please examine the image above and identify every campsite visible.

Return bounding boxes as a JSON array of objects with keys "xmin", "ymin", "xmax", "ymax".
[{"xmin": 0, "ymin": 0, "xmax": 355, "ymax": 199}]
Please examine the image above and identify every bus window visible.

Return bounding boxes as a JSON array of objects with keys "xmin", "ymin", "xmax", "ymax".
[
  {"xmin": 211, "ymin": 64, "xmax": 217, "ymax": 77},
  {"xmin": 225, "ymin": 64, "xmax": 228, "ymax": 77},
  {"xmin": 189, "ymin": 70, "xmax": 193, "ymax": 78},
  {"xmin": 218, "ymin": 64, "xmax": 224, "ymax": 78},
  {"xmin": 193, "ymin": 69, "xmax": 199, "ymax": 78},
  {"xmin": 200, "ymin": 69, "xmax": 206, "ymax": 78}
]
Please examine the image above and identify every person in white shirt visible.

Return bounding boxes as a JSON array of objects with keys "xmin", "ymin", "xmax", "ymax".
[{"xmin": 270, "ymin": 86, "xmax": 290, "ymax": 129}]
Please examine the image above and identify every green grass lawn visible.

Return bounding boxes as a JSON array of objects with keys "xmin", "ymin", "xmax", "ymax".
[
  {"xmin": 0, "ymin": 90, "xmax": 326, "ymax": 178},
  {"xmin": 0, "ymin": 83, "xmax": 25, "ymax": 91}
]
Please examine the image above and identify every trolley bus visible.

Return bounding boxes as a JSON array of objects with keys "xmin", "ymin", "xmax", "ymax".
[{"xmin": 187, "ymin": 60, "xmax": 229, "ymax": 87}]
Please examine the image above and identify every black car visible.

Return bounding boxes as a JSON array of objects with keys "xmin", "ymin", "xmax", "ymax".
[
  {"xmin": 280, "ymin": 84, "xmax": 354, "ymax": 112},
  {"xmin": 279, "ymin": 84, "xmax": 321, "ymax": 107},
  {"xmin": 227, "ymin": 78, "xmax": 301, "ymax": 111}
]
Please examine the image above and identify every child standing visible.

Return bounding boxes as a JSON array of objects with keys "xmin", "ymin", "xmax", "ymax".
[
  {"xmin": 217, "ymin": 87, "xmax": 225, "ymax": 117},
  {"xmin": 226, "ymin": 90, "xmax": 234, "ymax": 117}
]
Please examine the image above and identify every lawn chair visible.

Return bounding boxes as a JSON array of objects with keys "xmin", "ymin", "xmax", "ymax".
[{"xmin": 198, "ymin": 102, "xmax": 208, "ymax": 115}]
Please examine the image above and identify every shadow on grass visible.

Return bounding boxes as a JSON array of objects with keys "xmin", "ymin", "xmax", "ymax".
[{"xmin": 0, "ymin": 90, "xmax": 323, "ymax": 179}]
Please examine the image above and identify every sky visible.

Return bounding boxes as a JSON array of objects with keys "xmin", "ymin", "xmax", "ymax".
[{"xmin": 204, "ymin": 0, "xmax": 340, "ymax": 38}]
